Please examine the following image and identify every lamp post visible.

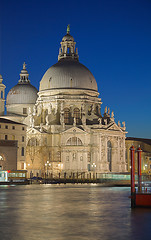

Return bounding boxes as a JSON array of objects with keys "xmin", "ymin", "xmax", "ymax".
[
  {"xmin": 45, "ymin": 161, "xmax": 51, "ymax": 178},
  {"xmin": 91, "ymin": 163, "xmax": 96, "ymax": 181},
  {"xmin": 91, "ymin": 163, "xmax": 96, "ymax": 171}
]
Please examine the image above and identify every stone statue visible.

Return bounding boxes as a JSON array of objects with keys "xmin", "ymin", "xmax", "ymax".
[
  {"xmin": 73, "ymin": 117, "xmax": 76, "ymax": 126},
  {"xmin": 108, "ymin": 107, "xmax": 110, "ymax": 115},
  {"xmin": 104, "ymin": 106, "xmax": 107, "ymax": 114},
  {"xmin": 46, "ymin": 114, "xmax": 49, "ymax": 126},
  {"xmin": 55, "ymin": 102, "xmax": 57, "ymax": 114},
  {"xmin": 49, "ymin": 103, "xmax": 52, "ymax": 114},
  {"xmin": 111, "ymin": 111, "xmax": 114, "ymax": 118},
  {"xmin": 97, "ymin": 104, "xmax": 101, "ymax": 114},
  {"xmin": 60, "ymin": 102, "xmax": 64, "ymax": 112},
  {"xmin": 28, "ymin": 107, "xmax": 32, "ymax": 116},
  {"xmin": 67, "ymin": 24, "xmax": 70, "ymax": 34},
  {"xmin": 37, "ymin": 104, "xmax": 42, "ymax": 116},
  {"xmin": 104, "ymin": 119, "xmax": 107, "ymax": 125},
  {"xmin": 33, "ymin": 105, "xmax": 37, "ymax": 116},
  {"xmin": 23, "ymin": 62, "xmax": 26, "ymax": 70},
  {"xmin": 98, "ymin": 118, "xmax": 102, "ymax": 125},
  {"xmin": 30, "ymin": 115, "xmax": 35, "ymax": 128},
  {"xmin": 40, "ymin": 123, "xmax": 43, "ymax": 132},
  {"xmin": 122, "ymin": 121, "xmax": 126, "ymax": 130},
  {"xmin": 60, "ymin": 112, "xmax": 64, "ymax": 125},
  {"xmin": 118, "ymin": 121, "xmax": 121, "ymax": 127}
]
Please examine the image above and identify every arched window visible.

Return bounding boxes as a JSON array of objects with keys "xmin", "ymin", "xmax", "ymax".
[
  {"xmin": 67, "ymin": 47, "xmax": 70, "ymax": 54},
  {"xmin": 73, "ymin": 108, "xmax": 80, "ymax": 124},
  {"xmin": 64, "ymin": 108, "xmax": 71, "ymax": 124},
  {"xmin": 107, "ymin": 141, "xmax": 112, "ymax": 171},
  {"xmin": 66, "ymin": 137, "xmax": 83, "ymax": 146},
  {"xmin": 27, "ymin": 138, "xmax": 39, "ymax": 146},
  {"xmin": 21, "ymin": 147, "xmax": 24, "ymax": 156}
]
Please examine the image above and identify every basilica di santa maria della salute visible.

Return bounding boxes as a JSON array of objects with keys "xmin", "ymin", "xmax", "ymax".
[{"xmin": 0, "ymin": 27, "xmax": 127, "ymax": 177}]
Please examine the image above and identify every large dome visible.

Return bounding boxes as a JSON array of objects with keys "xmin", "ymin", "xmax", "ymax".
[
  {"xmin": 7, "ymin": 83, "xmax": 38, "ymax": 105},
  {"xmin": 40, "ymin": 27, "xmax": 98, "ymax": 92},
  {"xmin": 40, "ymin": 59, "xmax": 98, "ymax": 92}
]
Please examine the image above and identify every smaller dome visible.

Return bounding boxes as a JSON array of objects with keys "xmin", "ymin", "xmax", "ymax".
[
  {"xmin": 6, "ymin": 62, "xmax": 38, "ymax": 105},
  {"xmin": 6, "ymin": 83, "xmax": 38, "ymax": 105},
  {"xmin": 62, "ymin": 34, "xmax": 74, "ymax": 42},
  {"xmin": 0, "ymin": 74, "xmax": 2, "ymax": 79}
]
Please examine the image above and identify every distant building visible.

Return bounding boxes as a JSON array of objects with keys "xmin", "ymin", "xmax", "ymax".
[
  {"xmin": 0, "ymin": 27, "xmax": 127, "ymax": 176},
  {"xmin": 0, "ymin": 118, "xmax": 26, "ymax": 170},
  {"xmin": 126, "ymin": 137, "xmax": 151, "ymax": 174}
]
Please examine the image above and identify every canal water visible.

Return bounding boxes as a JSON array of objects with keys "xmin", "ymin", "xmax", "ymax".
[{"xmin": 0, "ymin": 184, "xmax": 151, "ymax": 240}]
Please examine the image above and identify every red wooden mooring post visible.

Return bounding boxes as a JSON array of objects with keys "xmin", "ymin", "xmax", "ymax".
[
  {"xmin": 130, "ymin": 145, "xmax": 151, "ymax": 208},
  {"xmin": 137, "ymin": 146, "xmax": 142, "ymax": 192},
  {"xmin": 130, "ymin": 145, "xmax": 135, "ymax": 208}
]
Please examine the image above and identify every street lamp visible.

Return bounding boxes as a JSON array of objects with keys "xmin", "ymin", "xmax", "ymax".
[
  {"xmin": 91, "ymin": 163, "xmax": 96, "ymax": 171},
  {"xmin": 45, "ymin": 161, "xmax": 51, "ymax": 178}
]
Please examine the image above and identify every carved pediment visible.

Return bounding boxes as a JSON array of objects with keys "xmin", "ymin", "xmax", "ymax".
[
  {"xmin": 63, "ymin": 126, "xmax": 86, "ymax": 134},
  {"xmin": 107, "ymin": 123, "xmax": 123, "ymax": 132},
  {"xmin": 27, "ymin": 127, "xmax": 41, "ymax": 135}
]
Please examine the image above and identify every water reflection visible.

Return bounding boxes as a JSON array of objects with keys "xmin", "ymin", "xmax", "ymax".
[{"xmin": 0, "ymin": 184, "xmax": 151, "ymax": 240}]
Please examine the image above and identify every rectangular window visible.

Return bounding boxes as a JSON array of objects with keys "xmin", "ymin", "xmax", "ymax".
[
  {"xmin": 150, "ymin": 165, "xmax": 151, "ymax": 169},
  {"xmin": 21, "ymin": 147, "xmax": 24, "ymax": 156},
  {"xmin": 22, "ymin": 136, "xmax": 24, "ymax": 142},
  {"xmin": 22, "ymin": 127, "xmax": 25, "ymax": 131},
  {"xmin": 12, "ymin": 126, "xmax": 15, "ymax": 130},
  {"xmin": 5, "ymin": 125, "xmax": 8, "ymax": 129},
  {"xmin": 0, "ymin": 125, "xmax": 1, "ymax": 128},
  {"xmin": 5, "ymin": 135, "xmax": 8, "ymax": 140},
  {"xmin": 21, "ymin": 163, "xmax": 24, "ymax": 170},
  {"xmin": 23, "ymin": 108, "xmax": 27, "ymax": 114},
  {"xmin": 88, "ymin": 164, "xmax": 90, "ymax": 171},
  {"xmin": 149, "ymin": 158, "xmax": 151, "ymax": 161}
]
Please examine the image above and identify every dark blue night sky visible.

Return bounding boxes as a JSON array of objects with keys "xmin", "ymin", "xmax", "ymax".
[{"xmin": 0, "ymin": 0, "xmax": 151, "ymax": 138}]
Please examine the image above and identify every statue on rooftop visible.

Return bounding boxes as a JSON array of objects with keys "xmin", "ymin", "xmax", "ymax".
[
  {"xmin": 23, "ymin": 62, "xmax": 26, "ymax": 70},
  {"xmin": 67, "ymin": 24, "xmax": 70, "ymax": 34}
]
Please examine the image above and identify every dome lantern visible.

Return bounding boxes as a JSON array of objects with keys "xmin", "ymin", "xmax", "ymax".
[
  {"xmin": 19, "ymin": 62, "xmax": 30, "ymax": 83},
  {"xmin": 58, "ymin": 25, "xmax": 79, "ymax": 61}
]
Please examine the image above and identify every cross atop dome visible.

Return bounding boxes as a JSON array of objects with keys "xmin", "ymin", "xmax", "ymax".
[
  {"xmin": 67, "ymin": 24, "xmax": 70, "ymax": 34},
  {"xmin": 58, "ymin": 26, "xmax": 79, "ymax": 61},
  {"xmin": 23, "ymin": 62, "xmax": 27, "ymax": 70}
]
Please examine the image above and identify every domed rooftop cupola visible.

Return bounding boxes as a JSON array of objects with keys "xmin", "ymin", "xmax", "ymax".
[
  {"xmin": 58, "ymin": 25, "xmax": 79, "ymax": 61},
  {"xmin": 19, "ymin": 62, "xmax": 30, "ymax": 83},
  {"xmin": 39, "ymin": 26, "xmax": 98, "ymax": 93},
  {"xmin": 6, "ymin": 63, "xmax": 38, "ymax": 116}
]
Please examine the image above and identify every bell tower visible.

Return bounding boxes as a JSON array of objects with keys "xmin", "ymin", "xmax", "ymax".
[
  {"xmin": 0, "ymin": 74, "xmax": 6, "ymax": 115},
  {"xmin": 58, "ymin": 25, "xmax": 79, "ymax": 61}
]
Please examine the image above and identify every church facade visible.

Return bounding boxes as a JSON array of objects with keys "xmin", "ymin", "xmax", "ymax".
[{"xmin": 0, "ymin": 27, "xmax": 127, "ymax": 177}]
